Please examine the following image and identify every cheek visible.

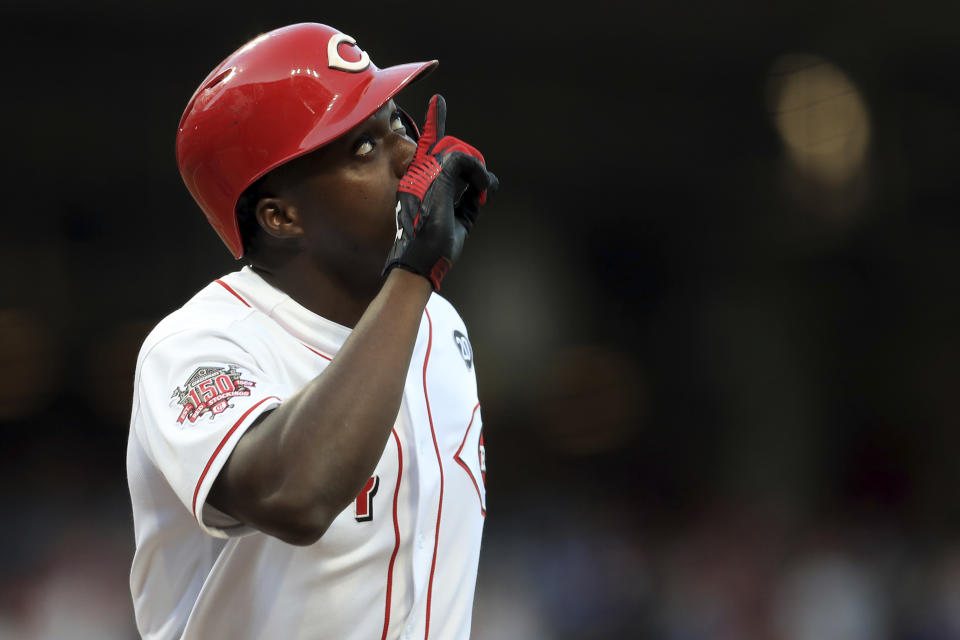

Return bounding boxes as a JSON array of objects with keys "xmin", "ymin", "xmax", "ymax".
[
  {"xmin": 347, "ymin": 181, "xmax": 396, "ymax": 232},
  {"xmin": 354, "ymin": 182, "xmax": 396, "ymax": 215},
  {"xmin": 321, "ymin": 170, "xmax": 397, "ymax": 238},
  {"xmin": 350, "ymin": 165, "xmax": 399, "ymax": 219}
]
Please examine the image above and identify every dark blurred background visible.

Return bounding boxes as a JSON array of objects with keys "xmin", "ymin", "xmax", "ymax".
[{"xmin": 4, "ymin": 0, "xmax": 960, "ymax": 638}]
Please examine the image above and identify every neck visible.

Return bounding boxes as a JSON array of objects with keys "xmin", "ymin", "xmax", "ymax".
[{"xmin": 250, "ymin": 254, "xmax": 383, "ymax": 329}]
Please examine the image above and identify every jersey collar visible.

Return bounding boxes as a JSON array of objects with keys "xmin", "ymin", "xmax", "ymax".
[{"xmin": 223, "ymin": 266, "xmax": 353, "ymax": 352}]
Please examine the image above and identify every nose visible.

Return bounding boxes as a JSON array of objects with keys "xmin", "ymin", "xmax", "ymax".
[{"xmin": 393, "ymin": 135, "xmax": 417, "ymax": 178}]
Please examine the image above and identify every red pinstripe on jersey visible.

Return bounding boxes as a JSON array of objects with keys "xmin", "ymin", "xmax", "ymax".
[
  {"xmin": 453, "ymin": 402, "xmax": 485, "ymax": 517},
  {"xmin": 192, "ymin": 395, "xmax": 280, "ymax": 520},
  {"xmin": 422, "ymin": 308, "xmax": 444, "ymax": 640},
  {"xmin": 214, "ymin": 279, "xmax": 251, "ymax": 307}
]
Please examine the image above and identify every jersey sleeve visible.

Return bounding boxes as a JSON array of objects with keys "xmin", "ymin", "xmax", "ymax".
[{"xmin": 133, "ymin": 326, "xmax": 293, "ymax": 538}]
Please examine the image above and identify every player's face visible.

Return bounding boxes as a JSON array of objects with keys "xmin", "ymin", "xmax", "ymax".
[{"xmin": 278, "ymin": 100, "xmax": 416, "ymax": 275}]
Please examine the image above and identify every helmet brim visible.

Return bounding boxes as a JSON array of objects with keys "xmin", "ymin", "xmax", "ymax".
[{"xmin": 296, "ymin": 60, "xmax": 438, "ymax": 160}]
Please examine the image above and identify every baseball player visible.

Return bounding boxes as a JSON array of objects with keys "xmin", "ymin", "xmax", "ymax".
[{"xmin": 126, "ymin": 23, "xmax": 497, "ymax": 640}]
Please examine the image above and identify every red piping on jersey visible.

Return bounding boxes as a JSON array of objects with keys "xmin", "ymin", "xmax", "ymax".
[
  {"xmin": 301, "ymin": 343, "xmax": 333, "ymax": 361},
  {"xmin": 192, "ymin": 395, "xmax": 280, "ymax": 520},
  {"xmin": 453, "ymin": 402, "xmax": 485, "ymax": 517},
  {"xmin": 216, "ymin": 279, "xmax": 335, "ymax": 363},
  {"xmin": 300, "ymin": 342, "xmax": 401, "ymax": 636},
  {"xmin": 214, "ymin": 279, "xmax": 251, "ymax": 307},
  {"xmin": 422, "ymin": 308, "xmax": 444, "ymax": 640},
  {"xmin": 381, "ymin": 428, "xmax": 403, "ymax": 640}
]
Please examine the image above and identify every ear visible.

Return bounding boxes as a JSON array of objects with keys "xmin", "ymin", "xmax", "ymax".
[{"xmin": 255, "ymin": 198, "xmax": 305, "ymax": 240}]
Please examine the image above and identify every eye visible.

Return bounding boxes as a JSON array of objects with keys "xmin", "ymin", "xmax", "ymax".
[
  {"xmin": 354, "ymin": 135, "xmax": 374, "ymax": 157},
  {"xmin": 390, "ymin": 111, "xmax": 406, "ymax": 133}
]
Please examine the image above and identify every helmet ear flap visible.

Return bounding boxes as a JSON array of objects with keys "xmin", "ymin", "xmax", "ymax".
[{"xmin": 398, "ymin": 107, "xmax": 420, "ymax": 142}]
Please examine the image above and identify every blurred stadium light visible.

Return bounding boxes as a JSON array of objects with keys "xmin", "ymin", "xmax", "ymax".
[{"xmin": 768, "ymin": 53, "xmax": 871, "ymax": 187}]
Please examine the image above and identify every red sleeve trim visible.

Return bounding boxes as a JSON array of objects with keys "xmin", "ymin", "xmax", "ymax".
[
  {"xmin": 380, "ymin": 428, "xmax": 404, "ymax": 640},
  {"xmin": 192, "ymin": 395, "xmax": 280, "ymax": 520},
  {"xmin": 422, "ymin": 308, "xmax": 445, "ymax": 640},
  {"xmin": 214, "ymin": 279, "xmax": 251, "ymax": 307},
  {"xmin": 453, "ymin": 402, "xmax": 485, "ymax": 517}
]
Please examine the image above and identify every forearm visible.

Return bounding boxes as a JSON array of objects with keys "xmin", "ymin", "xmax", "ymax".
[{"xmin": 210, "ymin": 269, "xmax": 431, "ymax": 543}]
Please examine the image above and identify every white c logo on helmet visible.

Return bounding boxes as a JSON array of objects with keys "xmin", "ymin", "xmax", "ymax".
[{"xmin": 327, "ymin": 33, "xmax": 371, "ymax": 73}]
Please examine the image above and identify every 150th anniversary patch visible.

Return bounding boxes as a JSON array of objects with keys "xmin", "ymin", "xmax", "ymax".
[{"xmin": 172, "ymin": 365, "xmax": 256, "ymax": 425}]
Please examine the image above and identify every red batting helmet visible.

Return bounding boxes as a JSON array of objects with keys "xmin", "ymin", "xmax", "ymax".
[{"xmin": 175, "ymin": 23, "xmax": 437, "ymax": 258}]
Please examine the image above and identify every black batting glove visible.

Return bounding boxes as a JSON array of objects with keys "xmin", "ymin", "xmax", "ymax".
[{"xmin": 383, "ymin": 94, "xmax": 499, "ymax": 290}]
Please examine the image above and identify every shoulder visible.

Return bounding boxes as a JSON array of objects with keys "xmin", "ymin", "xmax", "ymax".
[
  {"xmin": 426, "ymin": 292, "xmax": 468, "ymax": 332},
  {"xmin": 135, "ymin": 277, "xmax": 276, "ymax": 379},
  {"xmin": 425, "ymin": 293, "xmax": 478, "ymax": 371}
]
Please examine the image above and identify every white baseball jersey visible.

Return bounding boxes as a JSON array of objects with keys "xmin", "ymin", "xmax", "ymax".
[{"xmin": 126, "ymin": 266, "xmax": 487, "ymax": 640}]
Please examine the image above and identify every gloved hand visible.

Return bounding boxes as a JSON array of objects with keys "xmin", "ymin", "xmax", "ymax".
[{"xmin": 383, "ymin": 94, "xmax": 499, "ymax": 290}]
